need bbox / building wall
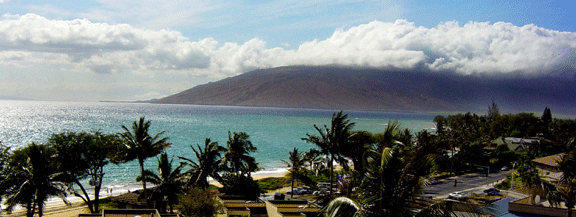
[509,200,574,217]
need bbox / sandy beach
[210,172,287,187]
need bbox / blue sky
[0,0,574,101]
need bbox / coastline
[0,168,289,216]
[209,168,289,187]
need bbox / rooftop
[532,153,565,167]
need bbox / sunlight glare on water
[0,100,437,186]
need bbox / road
[424,170,512,198]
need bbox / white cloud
[284,20,576,75]
[0,14,574,80]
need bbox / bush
[219,173,265,199]
[495,173,522,190]
[177,188,222,217]
[257,177,289,191]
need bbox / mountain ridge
[154,66,576,115]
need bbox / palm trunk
[26,200,34,217]
[139,159,149,208]
[329,154,334,197]
[37,198,43,217]
[291,172,295,199]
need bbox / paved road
[424,170,511,198]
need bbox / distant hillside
[154,66,576,114]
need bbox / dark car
[484,188,500,196]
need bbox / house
[109,191,147,209]
[532,153,564,173]
[498,153,574,216]
[490,137,537,152]
[532,153,565,183]
[78,209,180,217]
[265,200,322,217]
[217,195,268,217]
[508,196,574,217]
[216,195,322,217]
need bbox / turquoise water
[0,100,437,186]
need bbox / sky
[0,0,575,101]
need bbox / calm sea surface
[0,100,436,186]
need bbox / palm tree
[545,149,576,217]
[3,143,69,217]
[302,111,355,197]
[0,142,11,202]
[282,147,306,199]
[138,152,185,213]
[325,144,437,217]
[304,148,325,176]
[179,138,226,188]
[220,131,258,177]
[115,116,171,208]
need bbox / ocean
[0,100,437,187]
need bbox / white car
[448,191,467,200]
[312,191,324,195]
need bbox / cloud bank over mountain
[0,13,575,79]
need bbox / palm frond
[324,197,366,217]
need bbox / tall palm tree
[304,148,324,176]
[325,143,437,217]
[545,149,576,217]
[282,147,306,199]
[138,152,185,213]
[3,143,69,217]
[303,111,355,197]
[116,116,171,208]
[179,138,226,188]
[220,131,258,177]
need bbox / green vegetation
[1,103,576,216]
[48,131,121,213]
[283,147,306,199]
[322,120,439,216]
[177,187,222,217]
[257,177,288,191]
[4,143,69,217]
[114,116,171,208]
[302,110,355,197]
[138,152,185,213]
[179,138,226,189]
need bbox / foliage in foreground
[2,143,69,217]
[177,188,223,217]
[219,173,265,199]
[48,131,121,213]
[257,177,289,191]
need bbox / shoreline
[210,170,288,187]
[0,169,289,216]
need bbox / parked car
[484,188,500,196]
[501,166,509,171]
[312,191,324,196]
[448,191,467,200]
[286,189,304,195]
[295,187,310,194]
